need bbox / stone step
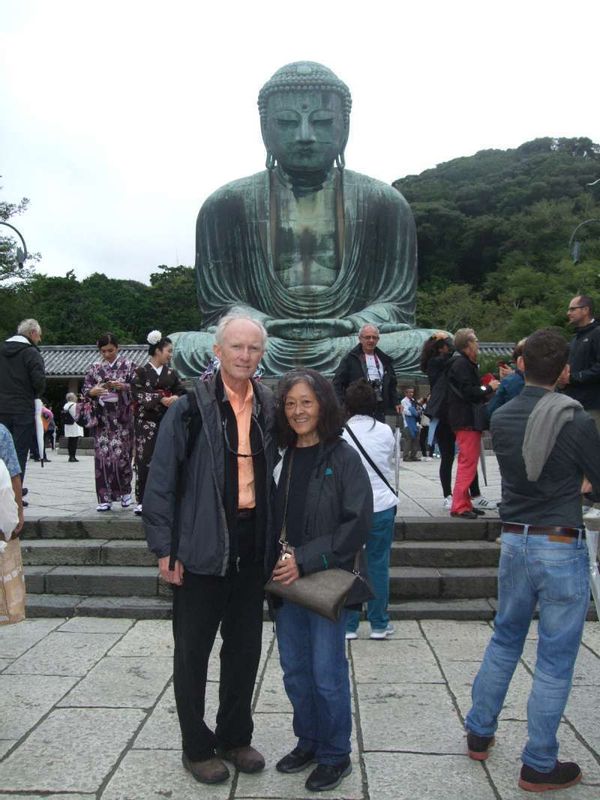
[25,565,158,597]
[390,540,500,568]
[388,566,498,600]
[21,539,154,567]
[21,516,501,543]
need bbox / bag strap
[279,449,295,545]
[344,424,398,497]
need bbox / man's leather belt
[502,522,585,539]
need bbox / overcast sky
[1,0,598,284]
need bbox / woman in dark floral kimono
[131,331,185,515]
[83,333,136,512]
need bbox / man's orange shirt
[222,377,255,509]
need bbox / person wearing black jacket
[143,313,276,786]
[446,329,498,519]
[0,318,45,479]
[268,369,372,793]
[332,325,401,422]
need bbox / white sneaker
[370,624,395,640]
[121,494,133,508]
[96,502,112,512]
[583,507,600,519]
[134,504,143,516]
[443,495,453,510]
[423,456,432,462]
[472,496,498,510]
[345,631,358,641]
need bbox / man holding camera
[333,325,401,422]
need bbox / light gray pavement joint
[1,618,599,799]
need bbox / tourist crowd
[1,296,600,793]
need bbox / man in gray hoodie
[0,318,45,479]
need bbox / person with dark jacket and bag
[421,333,490,511]
[143,312,276,786]
[447,329,498,519]
[0,319,45,482]
[268,369,372,793]
[332,325,401,422]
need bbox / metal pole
[0,221,28,266]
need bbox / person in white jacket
[62,393,84,462]
[342,379,397,640]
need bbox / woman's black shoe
[451,510,478,519]
[305,758,351,791]
[68,457,79,462]
[276,747,316,774]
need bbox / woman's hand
[108,381,126,391]
[160,395,179,407]
[88,384,108,398]
[271,553,300,586]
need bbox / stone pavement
[21,449,502,520]
[0,617,599,799]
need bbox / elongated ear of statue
[266,151,276,170]
[335,151,346,171]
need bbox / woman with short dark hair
[83,333,136,511]
[131,331,186,515]
[268,368,372,793]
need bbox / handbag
[343,424,398,497]
[264,450,370,622]
[0,539,26,625]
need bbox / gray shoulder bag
[264,449,370,622]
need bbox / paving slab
[363,752,496,800]
[521,638,600,687]
[109,619,173,658]
[0,674,77,739]
[350,638,443,684]
[0,741,16,759]
[58,655,173,708]
[420,619,494,661]
[3,631,121,676]
[102,748,230,800]
[0,618,65,659]
[442,659,532,721]
[358,683,465,754]
[0,795,95,799]
[57,616,135,634]
[0,707,145,793]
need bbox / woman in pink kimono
[83,333,136,511]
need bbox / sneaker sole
[307,762,352,792]
[468,737,495,761]
[518,772,581,792]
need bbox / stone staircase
[20,516,597,621]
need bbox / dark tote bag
[264,450,371,622]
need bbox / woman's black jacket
[446,352,492,431]
[268,437,373,606]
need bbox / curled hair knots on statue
[146,330,172,356]
[258,61,352,127]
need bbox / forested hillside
[394,137,600,339]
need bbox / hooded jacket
[0,336,46,415]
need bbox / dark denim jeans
[346,506,396,633]
[466,529,590,772]
[0,411,34,478]
[276,600,351,765]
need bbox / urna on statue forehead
[258,61,352,121]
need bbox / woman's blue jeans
[346,506,396,634]
[276,601,351,764]
[466,530,590,772]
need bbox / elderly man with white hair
[333,324,401,422]
[143,311,276,786]
[0,318,45,484]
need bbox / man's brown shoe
[182,752,230,784]
[218,745,265,773]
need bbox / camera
[369,378,383,402]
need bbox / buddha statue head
[258,61,352,174]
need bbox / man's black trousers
[172,553,265,762]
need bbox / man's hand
[581,478,593,495]
[158,555,184,585]
[498,365,514,379]
[271,554,300,586]
[395,404,403,415]
[13,507,24,537]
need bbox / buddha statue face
[262,90,348,174]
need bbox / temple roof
[39,342,516,379]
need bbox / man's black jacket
[332,344,398,410]
[0,336,46,415]
[565,319,600,410]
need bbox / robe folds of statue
[171,168,431,378]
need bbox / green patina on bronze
[171,61,436,377]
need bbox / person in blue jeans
[342,379,397,640]
[268,369,372,793]
[465,329,600,793]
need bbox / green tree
[0,178,37,284]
